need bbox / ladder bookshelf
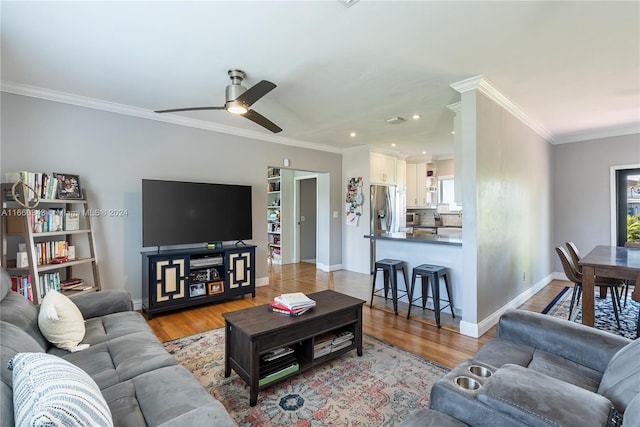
[1,182,101,303]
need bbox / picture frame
[208,281,224,295]
[189,283,207,297]
[54,173,83,199]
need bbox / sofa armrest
[477,364,614,427]
[496,309,630,372]
[69,290,133,319]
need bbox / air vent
[385,116,407,125]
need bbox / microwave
[406,212,419,225]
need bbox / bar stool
[407,264,455,328]
[370,259,409,315]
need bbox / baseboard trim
[459,274,554,338]
[316,263,343,272]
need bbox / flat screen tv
[142,179,252,248]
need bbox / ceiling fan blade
[155,106,225,113]
[244,109,282,133]
[235,80,277,108]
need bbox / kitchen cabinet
[370,152,397,185]
[406,163,428,208]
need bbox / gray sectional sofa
[403,309,640,427]
[0,268,235,426]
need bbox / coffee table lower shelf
[222,290,365,406]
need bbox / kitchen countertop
[365,232,462,246]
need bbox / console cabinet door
[150,255,189,307]
[227,250,253,289]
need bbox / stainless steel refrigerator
[370,184,400,272]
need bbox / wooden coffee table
[222,290,365,406]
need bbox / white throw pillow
[10,352,113,427]
[38,290,89,352]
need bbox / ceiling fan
[155,69,282,133]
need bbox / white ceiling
[1,1,638,161]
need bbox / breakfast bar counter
[365,232,463,317]
[366,231,462,246]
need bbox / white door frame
[293,173,320,264]
[610,163,640,245]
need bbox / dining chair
[621,241,640,307]
[632,271,640,339]
[565,241,624,305]
[555,246,622,328]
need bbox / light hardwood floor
[147,262,569,369]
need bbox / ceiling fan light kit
[155,69,282,133]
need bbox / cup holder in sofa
[468,364,492,378]
[454,376,481,391]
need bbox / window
[616,168,640,245]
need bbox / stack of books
[259,347,299,386]
[269,292,316,317]
[313,330,355,359]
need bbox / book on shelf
[10,275,32,301]
[313,330,354,359]
[5,171,60,201]
[258,362,299,387]
[60,278,85,290]
[38,271,61,296]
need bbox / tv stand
[141,245,256,319]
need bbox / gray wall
[552,133,640,269]
[0,93,343,300]
[469,92,553,322]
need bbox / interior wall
[0,93,343,301]
[474,91,553,321]
[341,147,371,274]
[552,133,640,269]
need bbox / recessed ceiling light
[451,131,455,135]
[412,114,421,120]
[350,131,357,137]
[422,151,427,155]
[391,143,397,147]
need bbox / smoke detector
[385,116,407,125]
[339,0,360,7]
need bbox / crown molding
[0,80,343,155]
[450,75,554,142]
[552,123,640,145]
[447,101,461,113]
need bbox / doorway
[614,166,640,245]
[297,177,317,263]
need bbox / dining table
[578,245,640,327]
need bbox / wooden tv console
[141,245,255,319]
[223,290,365,406]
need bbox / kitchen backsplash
[408,208,462,227]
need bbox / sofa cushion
[528,348,602,392]
[1,288,49,350]
[83,311,158,346]
[60,331,177,390]
[400,409,470,426]
[1,321,47,427]
[623,393,640,427]
[477,364,613,427]
[38,290,88,352]
[598,338,640,413]
[473,338,534,369]
[101,365,235,427]
[10,352,113,427]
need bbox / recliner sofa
[0,268,235,426]
[402,309,640,427]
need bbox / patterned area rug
[164,328,448,426]
[543,285,639,339]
